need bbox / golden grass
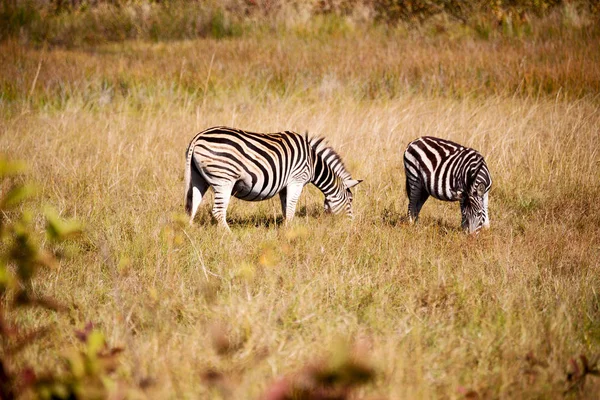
[1,26,600,398]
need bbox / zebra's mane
[307,135,352,181]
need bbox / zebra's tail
[403,151,411,199]
[184,141,196,216]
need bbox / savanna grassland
[1,1,600,398]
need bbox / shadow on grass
[229,205,326,228]
[191,205,325,229]
[381,209,462,234]
[428,218,463,234]
[227,214,285,228]
[381,208,409,226]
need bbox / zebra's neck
[308,137,351,196]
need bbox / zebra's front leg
[482,192,490,229]
[279,183,304,223]
[211,182,234,231]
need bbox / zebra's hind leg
[211,182,234,232]
[186,163,210,225]
[279,183,304,223]
[278,187,288,220]
[407,181,429,224]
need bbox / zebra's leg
[186,166,210,225]
[407,181,429,223]
[211,182,234,231]
[278,187,288,218]
[410,192,429,223]
[460,201,468,231]
[280,183,304,222]
[482,191,490,229]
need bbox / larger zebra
[184,126,362,230]
[403,136,492,234]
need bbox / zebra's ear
[344,179,362,189]
[476,183,486,197]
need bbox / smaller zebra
[403,136,492,234]
[184,126,362,231]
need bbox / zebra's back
[188,127,310,201]
[404,136,488,201]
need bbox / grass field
[2,8,600,399]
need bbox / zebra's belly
[426,185,458,202]
[426,184,461,202]
[232,180,282,202]
[431,194,456,202]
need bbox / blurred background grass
[1,0,599,114]
[1,0,599,46]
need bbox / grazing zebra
[403,136,492,234]
[184,126,362,230]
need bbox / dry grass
[2,13,600,106]
[1,23,600,399]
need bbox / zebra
[403,136,492,234]
[184,126,362,230]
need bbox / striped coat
[184,126,361,230]
[403,136,492,233]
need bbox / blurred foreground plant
[261,340,376,400]
[565,354,600,394]
[0,158,128,399]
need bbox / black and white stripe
[184,126,361,230]
[403,136,492,233]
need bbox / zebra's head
[452,158,492,234]
[308,135,362,219]
[456,181,490,234]
[324,178,362,218]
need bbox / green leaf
[44,207,83,241]
[1,184,36,209]
[86,330,106,356]
[0,262,13,293]
[49,382,70,399]
[0,158,27,177]
[67,350,86,379]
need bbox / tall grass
[2,16,600,114]
[1,8,600,399]
[3,86,599,398]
